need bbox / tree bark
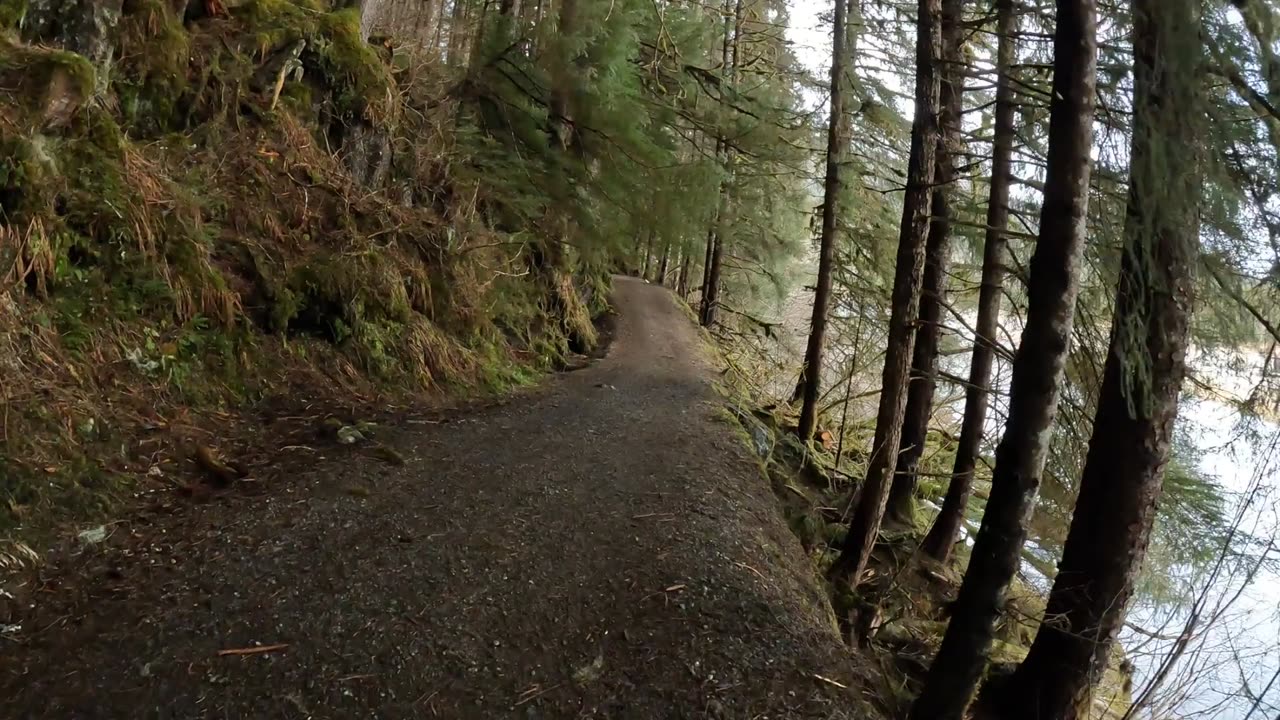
[699,217,717,308]
[677,245,692,298]
[885,0,964,523]
[1001,0,1200,716]
[466,0,495,76]
[920,0,1017,562]
[827,0,942,590]
[641,228,654,281]
[548,0,579,151]
[796,0,853,442]
[699,0,742,328]
[657,240,671,287]
[701,184,730,325]
[908,0,1097,716]
[446,0,468,67]
[424,0,443,46]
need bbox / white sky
[786,0,830,74]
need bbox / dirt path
[2,277,864,719]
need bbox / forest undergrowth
[704,317,1134,719]
[0,1,605,545]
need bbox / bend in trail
[2,277,864,719]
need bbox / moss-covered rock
[0,38,96,130]
[21,0,122,91]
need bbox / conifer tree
[909,0,1098,714]
[921,0,1017,562]
[796,0,854,442]
[829,0,943,592]
[885,0,965,525]
[1003,0,1202,715]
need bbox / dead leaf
[572,654,604,685]
[194,445,243,487]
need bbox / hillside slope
[1,0,605,537]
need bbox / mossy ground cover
[0,1,604,539]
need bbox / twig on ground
[814,673,848,689]
[216,643,289,657]
[734,561,767,581]
[515,683,561,706]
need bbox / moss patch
[115,0,192,134]
[0,37,96,131]
[0,0,27,29]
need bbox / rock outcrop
[21,0,123,92]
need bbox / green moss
[54,111,131,244]
[313,8,394,121]
[115,0,192,134]
[281,81,315,115]
[0,38,96,130]
[0,133,48,220]
[234,1,393,122]
[0,0,26,29]
[78,103,126,153]
[241,0,324,38]
[0,41,95,92]
[262,252,425,378]
[575,266,613,317]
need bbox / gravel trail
[1,276,862,719]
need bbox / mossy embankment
[0,1,607,538]
[705,334,1133,719]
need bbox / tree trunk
[446,0,468,67]
[699,0,742,328]
[432,0,450,54]
[425,0,443,46]
[465,0,495,69]
[641,229,654,281]
[920,0,1017,562]
[657,241,671,287]
[698,0,733,323]
[885,0,964,523]
[548,0,579,151]
[1001,1,1200,716]
[795,0,853,442]
[701,187,730,326]
[908,0,1098,716]
[678,246,692,298]
[827,0,942,590]
[699,219,718,314]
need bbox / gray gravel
[1,276,866,719]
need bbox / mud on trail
[1,277,866,719]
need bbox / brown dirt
[0,277,869,719]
